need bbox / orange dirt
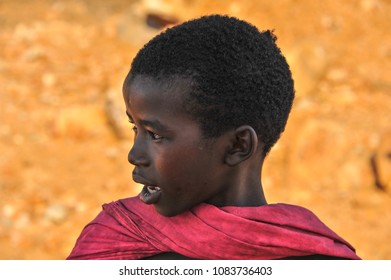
[0,0,390,259]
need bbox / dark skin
[123,75,339,260]
[123,75,267,217]
[122,75,267,259]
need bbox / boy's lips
[140,185,161,204]
[132,172,161,204]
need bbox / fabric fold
[67,196,360,260]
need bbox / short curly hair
[125,15,294,155]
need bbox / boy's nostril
[128,147,149,166]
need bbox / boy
[67,15,359,260]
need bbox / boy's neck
[207,161,267,208]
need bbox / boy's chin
[154,204,184,217]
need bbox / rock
[0,58,7,73]
[326,68,348,82]
[13,23,37,42]
[105,146,119,159]
[50,105,107,139]
[13,134,25,145]
[14,213,30,229]
[21,46,46,62]
[41,72,57,88]
[115,2,160,45]
[371,130,391,191]
[287,118,372,190]
[0,125,11,137]
[2,204,15,218]
[44,204,68,224]
[285,42,328,98]
[105,88,130,140]
[360,0,381,11]
[146,12,179,29]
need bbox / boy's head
[124,14,294,156]
[123,15,294,216]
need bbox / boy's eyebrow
[126,111,169,131]
[140,119,169,132]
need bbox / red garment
[67,197,360,260]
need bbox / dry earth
[0,0,390,259]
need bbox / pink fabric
[67,197,360,260]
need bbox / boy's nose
[128,140,149,166]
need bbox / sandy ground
[0,0,390,259]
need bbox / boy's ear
[224,125,259,166]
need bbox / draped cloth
[67,197,360,260]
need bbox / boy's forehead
[125,75,192,100]
[124,75,194,116]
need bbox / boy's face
[123,76,230,216]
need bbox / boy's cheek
[156,157,202,188]
[156,147,198,171]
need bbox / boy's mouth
[139,185,161,204]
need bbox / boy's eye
[149,131,163,141]
[128,119,162,141]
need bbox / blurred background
[0,0,390,259]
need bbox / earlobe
[225,125,259,166]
